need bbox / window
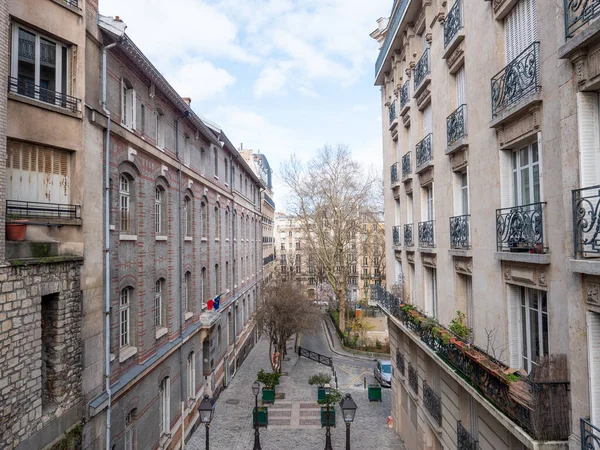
[214,205,221,240]
[201,267,207,307]
[11,25,70,107]
[296,265,301,274]
[155,279,163,328]
[184,272,191,313]
[289,231,292,237]
[296,242,301,250]
[224,159,229,184]
[159,377,170,437]
[214,148,219,177]
[140,104,146,134]
[504,0,537,64]
[587,312,600,426]
[156,109,165,150]
[517,287,548,372]
[424,185,434,221]
[184,196,192,237]
[124,410,135,450]
[577,93,600,190]
[217,324,222,351]
[461,171,469,215]
[201,199,208,238]
[121,78,136,129]
[187,352,196,402]
[512,142,540,206]
[120,175,131,232]
[295,254,301,265]
[425,267,438,318]
[200,148,206,173]
[155,187,164,235]
[120,288,131,348]
[456,65,466,107]
[226,261,230,290]
[215,264,220,295]
[225,208,230,240]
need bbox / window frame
[120,175,131,233]
[519,286,549,373]
[120,288,131,348]
[155,279,163,328]
[155,186,163,235]
[159,377,170,437]
[187,352,196,402]
[511,141,541,207]
[184,196,192,238]
[183,271,191,313]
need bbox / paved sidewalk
[187,336,406,450]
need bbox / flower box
[317,386,326,401]
[253,407,268,427]
[262,388,275,404]
[320,407,336,427]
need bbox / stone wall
[0,259,83,449]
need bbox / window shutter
[577,92,600,188]
[131,90,137,130]
[504,0,537,63]
[588,312,600,426]
[456,66,466,106]
[507,284,522,368]
[424,104,432,135]
[499,150,512,208]
[120,79,125,125]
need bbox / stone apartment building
[0,1,263,449]
[373,0,600,449]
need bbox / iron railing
[393,225,401,247]
[391,162,399,185]
[414,48,430,89]
[390,100,397,123]
[565,0,600,39]
[423,380,442,426]
[491,42,540,118]
[447,104,467,146]
[375,0,411,77]
[581,417,600,450]
[402,152,412,178]
[450,215,470,249]
[298,346,332,367]
[264,193,275,209]
[444,0,462,48]
[404,223,414,247]
[408,362,418,395]
[572,184,600,256]
[496,202,546,253]
[418,220,435,248]
[457,421,478,450]
[416,134,433,168]
[396,349,405,376]
[62,0,80,8]
[400,81,410,109]
[6,200,81,220]
[8,77,80,113]
[263,254,275,266]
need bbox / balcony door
[504,0,538,63]
[512,142,540,207]
[588,312,600,426]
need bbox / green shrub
[449,311,472,341]
[257,369,280,389]
[308,373,332,387]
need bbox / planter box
[368,384,382,402]
[253,407,268,427]
[317,387,326,401]
[321,407,336,428]
[262,388,275,404]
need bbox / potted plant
[253,406,269,427]
[6,218,27,241]
[318,388,342,427]
[308,373,332,401]
[257,369,280,404]
[368,382,382,402]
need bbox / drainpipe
[232,155,239,370]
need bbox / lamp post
[252,381,262,450]
[339,393,357,450]
[323,383,333,450]
[198,395,214,450]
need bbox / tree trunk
[338,287,346,331]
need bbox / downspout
[231,155,238,371]
[101,40,119,450]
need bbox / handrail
[298,346,333,367]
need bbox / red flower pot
[6,221,27,241]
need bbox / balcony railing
[457,421,478,450]
[496,202,546,253]
[400,81,410,109]
[447,104,467,146]
[423,380,442,426]
[404,223,414,247]
[389,100,397,123]
[396,349,405,376]
[414,48,430,89]
[444,0,462,48]
[402,152,412,178]
[264,193,275,209]
[8,77,80,113]
[418,220,435,248]
[6,200,81,220]
[408,362,418,395]
[450,215,470,249]
[565,0,600,39]
[62,0,80,8]
[393,225,401,247]
[416,134,433,168]
[375,0,411,77]
[491,42,540,118]
[572,184,600,256]
[391,162,399,185]
[581,417,600,449]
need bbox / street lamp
[323,383,333,450]
[252,380,262,450]
[198,395,214,450]
[339,393,358,450]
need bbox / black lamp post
[252,380,262,450]
[323,383,333,450]
[339,393,357,450]
[198,395,214,450]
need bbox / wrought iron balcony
[404,223,414,247]
[447,104,467,146]
[6,200,81,220]
[444,0,462,48]
[8,76,80,113]
[572,184,600,256]
[391,162,399,185]
[400,81,410,109]
[396,349,405,376]
[416,134,433,168]
[408,362,418,395]
[496,202,546,253]
[393,225,401,247]
[389,100,397,123]
[414,48,430,90]
[423,380,442,427]
[581,417,600,449]
[450,215,470,249]
[375,0,411,77]
[402,152,412,178]
[457,421,478,450]
[565,0,600,39]
[491,42,540,118]
[418,220,435,248]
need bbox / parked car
[374,359,392,387]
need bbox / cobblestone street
[187,317,406,450]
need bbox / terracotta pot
[449,337,457,344]
[6,222,26,241]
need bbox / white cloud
[254,63,291,98]
[168,58,236,102]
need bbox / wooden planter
[368,384,382,402]
[6,221,27,241]
[320,407,336,428]
[262,388,275,404]
[253,407,268,427]
[317,387,326,401]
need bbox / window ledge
[215,238,220,242]
[155,327,168,340]
[568,258,600,275]
[156,235,168,241]
[119,346,137,363]
[449,249,472,258]
[8,92,82,119]
[110,353,116,362]
[120,234,138,241]
[51,0,83,15]
[201,237,208,242]
[184,311,193,321]
[494,251,550,264]
[109,224,116,231]
[184,237,193,242]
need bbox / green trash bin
[368,384,382,402]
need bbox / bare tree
[255,277,318,373]
[282,145,378,331]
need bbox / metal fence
[416,134,433,168]
[496,202,546,253]
[450,215,470,249]
[9,76,80,113]
[6,200,81,220]
[444,0,462,48]
[447,104,466,146]
[414,48,430,89]
[572,184,600,256]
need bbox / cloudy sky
[100,0,391,209]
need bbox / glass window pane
[533,163,540,203]
[520,147,529,166]
[17,29,36,97]
[61,46,67,95]
[39,38,56,103]
[521,167,530,205]
[532,143,538,162]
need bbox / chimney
[183,97,192,106]
[115,15,121,21]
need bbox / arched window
[155,279,164,328]
[155,186,164,235]
[184,196,192,238]
[215,263,220,295]
[124,409,136,450]
[159,377,170,436]
[201,199,208,238]
[187,352,195,402]
[201,267,207,308]
[120,175,132,233]
[225,261,230,290]
[225,208,230,240]
[120,288,131,348]
[184,271,191,313]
